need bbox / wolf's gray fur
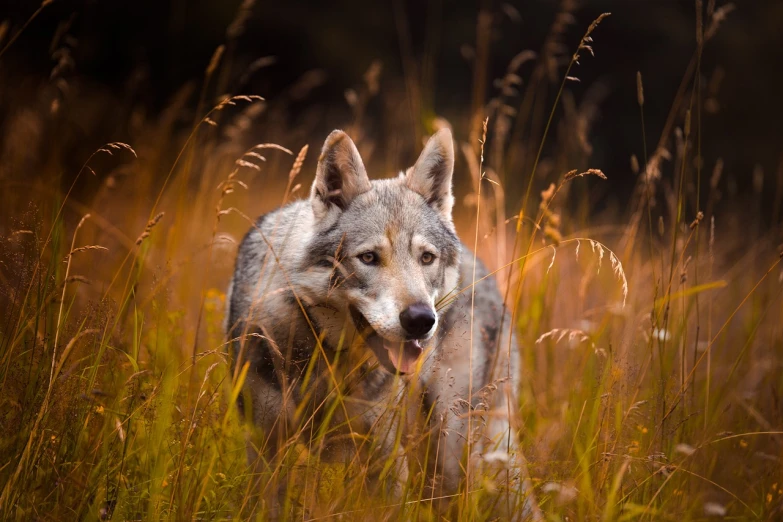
[226,129,539,519]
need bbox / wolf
[226,128,540,519]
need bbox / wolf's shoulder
[239,200,309,243]
[236,200,311,253]
[456,246,496,291]
[453,245,507,320]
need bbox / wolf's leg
[418,344,541,519]
[339,390,409,503]
[416,389,538,519]
[230,319,297,519]
[417,396,540,520]
[410,386,469,514]
[476,388,542,522]
[241,372,292,521]
[372,402,410,500]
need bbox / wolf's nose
[400,303,436,338]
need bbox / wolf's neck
[306,302,354,351]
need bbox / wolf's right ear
[310,130,371,219]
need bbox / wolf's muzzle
[399,303,436,338]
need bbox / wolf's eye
[420,252,435,265]
[359,252,378,265]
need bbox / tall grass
[1,1,782,520]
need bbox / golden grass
[1,2,782,520]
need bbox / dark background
[2,0,782,220]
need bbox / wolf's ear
[405,128,455,221]
[311,130,371,219]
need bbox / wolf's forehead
[340,184,458,250]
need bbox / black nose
[399,303,436,338]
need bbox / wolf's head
[303,129,460,375]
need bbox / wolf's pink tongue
[384,340,423,374]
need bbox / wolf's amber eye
[420,252,435,265]
[359,252,378,265]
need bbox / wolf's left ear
[405,128,455,221]
[311,130,371,219]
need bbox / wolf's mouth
[348,306,425,375]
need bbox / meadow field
[1,1,782,520]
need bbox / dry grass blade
[206,44,225,76]
[579,238,629,307]
[66,245,108,258]
[536,328,595,348]
[465,117,489,511]
[637,71,645,106]
[546,245,556,274]
[563,168,607,182]
[52,214,92,388]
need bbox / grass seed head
[690,211,704,229]
[636,71,644,106]
[564,168,607,182]
[631,154,640,174]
